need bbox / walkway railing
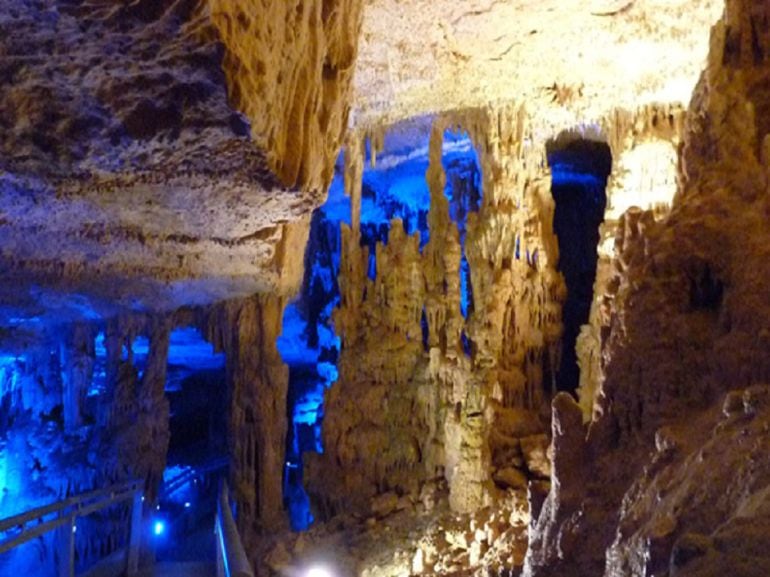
[161,456,229,499]
[215,481,253,577]
[0,479,144,577]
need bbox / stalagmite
[307,105,564,517]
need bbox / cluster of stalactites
[422,122,464,356]
[315,106,566,514]
[461,105,565,408]
[330,108,567,401]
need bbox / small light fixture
[184,502,191,508]
[153,521,165,536]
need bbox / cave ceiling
[352,0,723,131]
[0,0,722,344]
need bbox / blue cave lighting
[165,327,225,392]
[90,327,225,396]
[153,520,165,536]
[278,125,482,532]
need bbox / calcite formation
[0,0,362,334]
[204,0,363,191]
[307,104,563,518]
[201,294,291,538]
[526,1,770,575]
[6,0,770,576]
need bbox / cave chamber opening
[546,137,612,395]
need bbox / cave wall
[576,103,685,418]
[526,2,770,575]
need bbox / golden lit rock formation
[306,105,564,529]
[525,2,770,575]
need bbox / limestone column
[223,295,290,535]
[60,323,95,431]
[136,321,171,504]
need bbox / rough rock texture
[525,2,770,575]
[352,0,722,132]
[260,490,529,577]
[577,103,685,418]
[307,105,561,519]
[0,0,362,335]
[201,294,290,542]
[4,1,765,575]
[204,0,363,191]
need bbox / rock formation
[577,103,685,418]
[202,295,291,538]
[0,0,362,334]
[6,0,770,576]
[307,105,564,521]
[526,2,770,575]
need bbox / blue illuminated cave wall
[547,138,612,393]
[0,324,226,572]
[277,127,482,531]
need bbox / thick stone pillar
[217,295,290,535]
[136,321,171,504]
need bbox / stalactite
[308,105,563,517]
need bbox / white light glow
[305,566,334,577]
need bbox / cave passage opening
[92,327,227,563]
[277,123,482,530]
[546,137,611,394]
[154,326,226,563]
[0,325,228,573]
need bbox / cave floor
[260,490,529,576]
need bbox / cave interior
[2,1,770,577]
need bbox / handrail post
[57,513,75,577]
[126,487,143,576]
